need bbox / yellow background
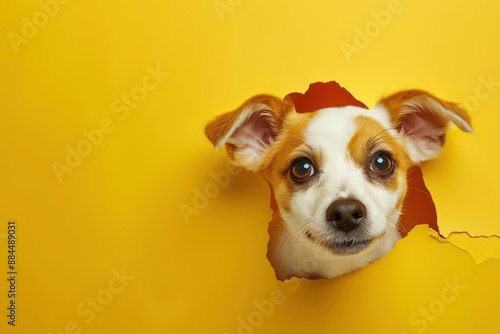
[1,0,499,333]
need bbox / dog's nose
[326,199,366,232]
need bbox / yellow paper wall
[1,0,499,333]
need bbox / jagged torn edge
[427,228,500,264]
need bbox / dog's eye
[370,153,394,174]
[290,159,315,182]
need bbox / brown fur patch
[204,94,293,149]
[377,89,472,133]
[260,111,318,213]
[348,116,411,192]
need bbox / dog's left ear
[205,94,293,172]
[377,90,473,163]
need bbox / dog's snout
[326,199,366,232]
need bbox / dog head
[205,90,472,278]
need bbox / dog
[205,88,472,280]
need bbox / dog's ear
[377,90,473,163]
[205,94,293,171]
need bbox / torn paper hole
[267,81,441,280]
[205,80,472,281]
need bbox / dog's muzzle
[305,198,377,255]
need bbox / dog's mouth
[326,238,373,255]
[305,231,379,255]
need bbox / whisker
[278,219,311,255]
[291,224,311,261]
[405,186,434,199]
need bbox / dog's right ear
[205,94,292,172]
